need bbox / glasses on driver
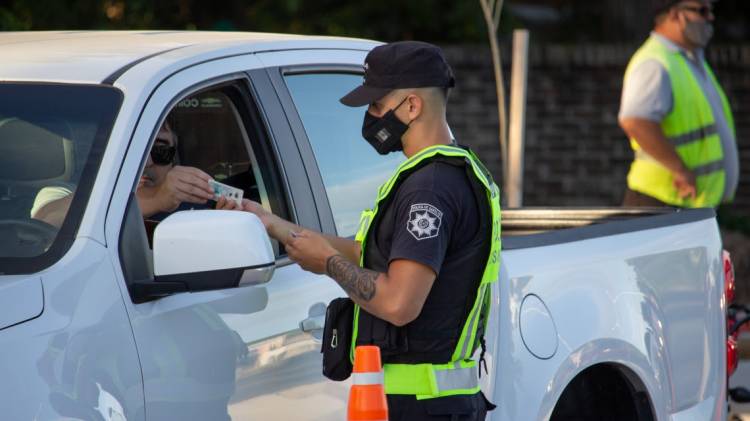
[150,143,176,166]
[678,4,713,18]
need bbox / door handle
[299,314,325,332]
[300,302,327,340]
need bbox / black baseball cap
[652,0,682,16]
[340,41,456,107]
[652,0,715,16]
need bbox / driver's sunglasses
[678,4,713,18]
[150,143,176,166]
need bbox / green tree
[0,0,489,42]
[1,0,747,43]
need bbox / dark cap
[340,41,456,107]
[652,0,682,16]
[652,0,716,16]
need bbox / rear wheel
[550,364,654,421]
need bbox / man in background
[619,0,737,207]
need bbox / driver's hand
[155,166,214,213]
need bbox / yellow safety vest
[351,144,502,400]
[625,37,736,207]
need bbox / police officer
[243,41,500,420]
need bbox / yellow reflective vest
[352,144,501,400]
[625,37,736,207]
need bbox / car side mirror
[151,210,275,294]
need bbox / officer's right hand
[241,199,273,229]
[673,168,697,200]
[154,166,214,212]
[286,229,337,275]
[215,196,240,210]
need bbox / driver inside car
[31,119,238,228]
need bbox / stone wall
[444,43,750,213]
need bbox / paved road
[730,360,750,420]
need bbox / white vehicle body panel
[493,218,726,420]
[0,274,43,330]
[0,31,727,421]
[0,31,369,83]
[0,239,143,420]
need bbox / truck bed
[501,207,716,249]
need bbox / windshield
[0,83,122,275]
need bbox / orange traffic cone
[348,345,388,421]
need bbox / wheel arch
[537,338,669,421]
[548,362,656,421]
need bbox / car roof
[0,31,374,84]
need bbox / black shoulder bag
[321,297,354,381]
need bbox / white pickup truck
[0,31,734,421]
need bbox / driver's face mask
[361,96,412,155]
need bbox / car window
[120,80,292,288]
[284,73,403,237]
[169,89,266,205]
[0,83,121,274]
[133,82,286,252]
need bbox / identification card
[208,179,243,206]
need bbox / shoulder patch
[407,203,443,240]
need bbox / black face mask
[361,97,410,155]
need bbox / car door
[106,52,350,420]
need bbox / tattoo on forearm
[326,254,377,302]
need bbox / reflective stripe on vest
[350,144,502,399]
[634,150,724,176]
[383,360,480,400]
[625,37,735,208]
[667,123,718,146]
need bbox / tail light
[728,336,739,379]
[725,250,738,378]
[725,250,736,305]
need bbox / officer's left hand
[215,196,239,210]
[286,229,338,275]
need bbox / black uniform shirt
[364,159,489,364]
[367,161,485,280]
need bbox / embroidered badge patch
[407,203,443,240]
